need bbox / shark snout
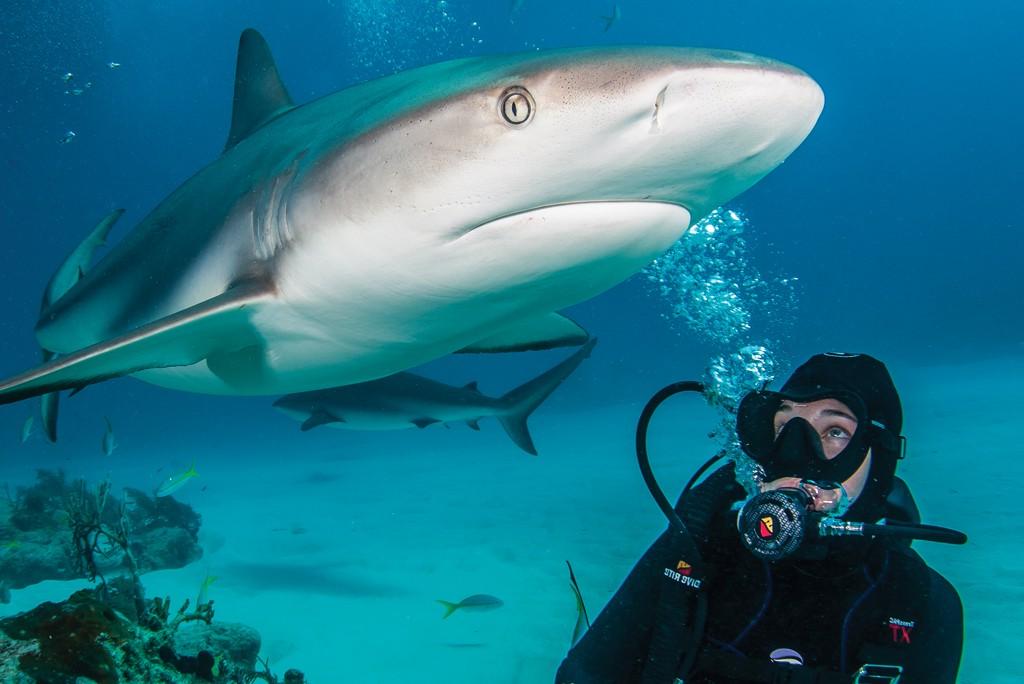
[640,58,824,216]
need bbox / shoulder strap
[640,466,743,683]
[852,546,930,668]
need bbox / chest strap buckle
[853,663,902,683]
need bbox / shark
[273,338,596,455]
[0,29,823,411]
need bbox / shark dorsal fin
[225,29,294,151]
[463,381,479,392]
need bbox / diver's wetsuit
[555,466,962,684]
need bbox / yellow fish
[156,462,199,498]
[197,572,218,606]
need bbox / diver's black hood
[736,352,903,523]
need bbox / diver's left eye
[499,86,535,126]
[825,427,851,441]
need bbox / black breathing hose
[635,380,706,541]
[861,522,967,545]
[635,381,711,684]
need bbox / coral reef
[0,474,305,683]
[0,581,303,683]
[0,470,202,590]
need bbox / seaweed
[63,476,146,619]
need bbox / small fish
[600,3,621,32]
[197,572,218,605]
[65,88,85,96]
[58,130,76,145]
[566,560,590,646]
[20,415,34,443]
[61,72,74,82]
[156,462,199,497]
[102,417,117,455]
[108,62,121,69]
[211,653,223,678]
[436,594,504,619]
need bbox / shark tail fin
[0,281,274,406]
[436,600,460,619]
[496,337,597,455]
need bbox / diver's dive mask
[736,391,871,485]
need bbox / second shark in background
[274,338,596,455]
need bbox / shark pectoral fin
[456,313,589,353]
[411,417,440,429]
[0,281,274,406]
[300,410,342,432]
[225,29,295,151]
[207,344,271,392]
[466,419,481,431]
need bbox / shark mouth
[452,200,690,243]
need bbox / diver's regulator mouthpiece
[737,487,968,561]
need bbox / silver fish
[102,417,117,455]
[20,415,34,443]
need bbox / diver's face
[763,398,870,512]
[773,398,858,459]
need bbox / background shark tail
[496,337,597,455]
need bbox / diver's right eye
[498,86,535,127]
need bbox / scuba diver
[556,352,964,683]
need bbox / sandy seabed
[2,355,1018,683]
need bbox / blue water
[1,1,1019,682]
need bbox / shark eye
[499,86,535,126]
